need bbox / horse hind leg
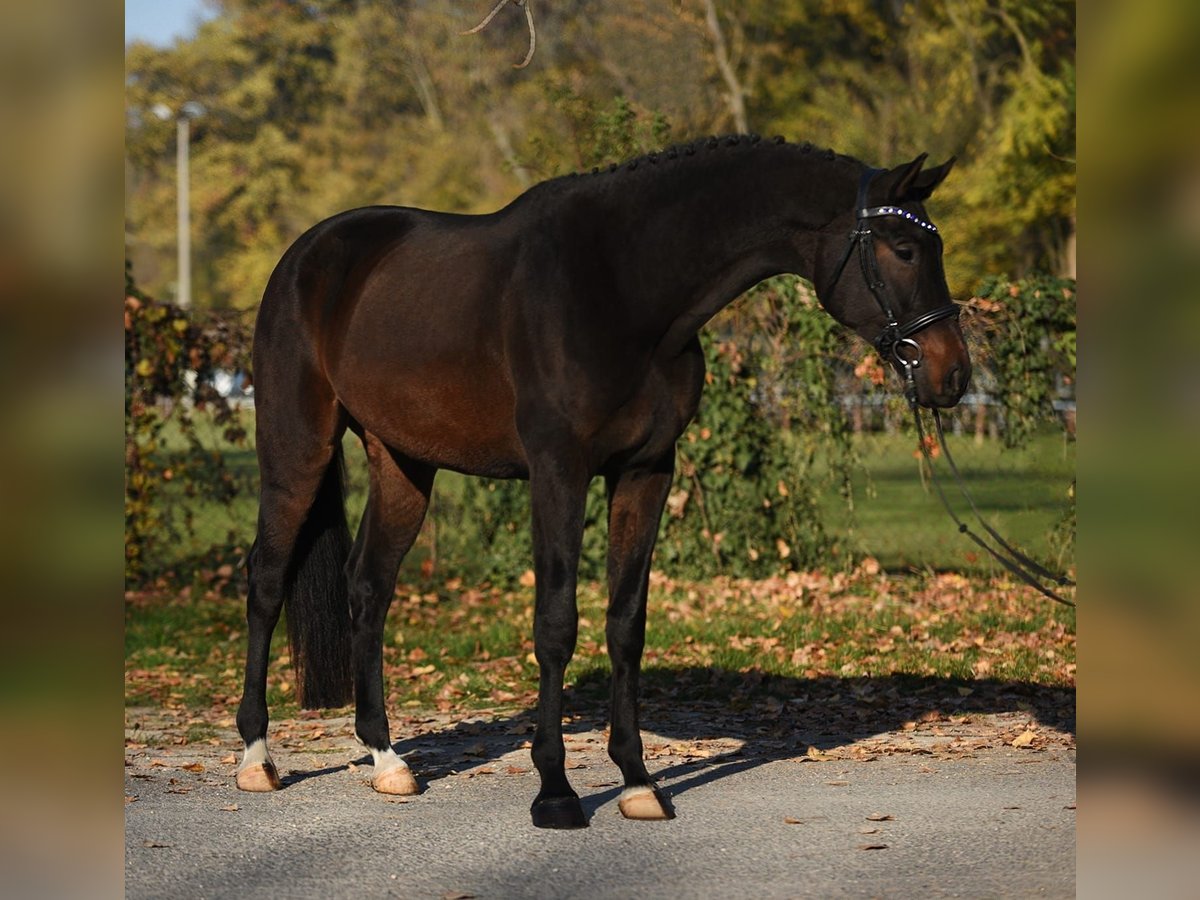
[236,380,349,791]
[236,445,347,791]
[346,435,435,795]
[605,456,676,821]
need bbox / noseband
[829,168,959,382]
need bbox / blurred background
[123,0,1076,306]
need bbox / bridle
[829,167,959,403]
[828,169,1075,607]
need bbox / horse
[235,135,971,829]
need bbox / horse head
[817,154,971,409]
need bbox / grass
[129,413,1074,717]
[822,430,1075,573]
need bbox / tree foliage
[124,262,254,582]
[125,0,1075,307]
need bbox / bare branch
[701,0,749,133]
[461,0,511,36]
[461,0,538,70]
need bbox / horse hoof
[236,761,282,792]
[618,786,674,821]
[372,765,419,796]
[531,795,588,829]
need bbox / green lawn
[821,430,1075,575]
[141,410,1074,581]
[129,417,1074,717]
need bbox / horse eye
[895,245,915,263]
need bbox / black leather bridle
[829,167,959,387]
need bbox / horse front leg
[604,455,676,820]
[526,445,590,829]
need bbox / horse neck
[602,145,861,349]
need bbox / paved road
[126,713,1075,899]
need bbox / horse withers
[235,136,971,828]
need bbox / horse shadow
[351,667,1074,817]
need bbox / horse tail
[285,442,354,709]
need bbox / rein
[835,168,1076,607]
[906,384,1076,607]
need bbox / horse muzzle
[893,327,971,409]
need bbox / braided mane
[560,134,852,182]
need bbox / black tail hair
[285,444,353,708]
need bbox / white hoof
[368,747,419,795]
[618,785,673,820]
[236,761,282,792]
[236,740,282,792]
[372,765,419,795]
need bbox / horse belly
[339,372,526,477]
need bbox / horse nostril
[944,364,965,398]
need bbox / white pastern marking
[239,738,271,771]
[619,785,657,802]
[370,747,410,775]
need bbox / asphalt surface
[125,713,1075,898]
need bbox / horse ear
[884,153,956,202]
[884,153,929,202]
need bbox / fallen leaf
[858,843,889,851]
[505,766,529,775]
[1011,730,1037,748]
[142,840,171,848]
[858,827,879,835]
[443,892,476,900]
[221,754,237,765]
[865,813,894,822]
[220,804,239,812]
[181,762,205,773]
[125,795,139,806]
[784,816,803,824]
[824,780,849,786]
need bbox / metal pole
[177,116,191,309]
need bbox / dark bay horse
[235,136,971,828]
